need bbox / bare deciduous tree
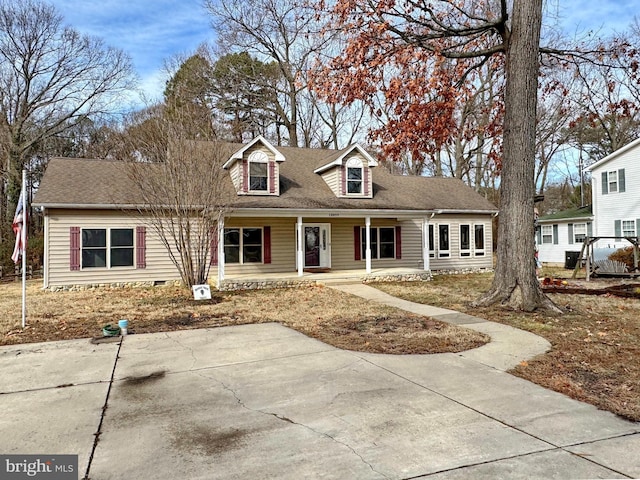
[0,0,135,248]
[120,104,232,288]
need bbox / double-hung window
[607,170,618,193]
[541,225,553,244]
[82,228,134,268]
[360,227,395,259]
[345,157,363,194]
[622,220,636,237]
[573,223,587,244]
[474,224,485,256]
[438,224,450,258]
[459,225,471,257]
[224,227,263,264]
[602,169,626,194]
[248,151,269,192]
[428,224,435,258]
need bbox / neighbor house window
[438,224,450,258]
[81,228,133,268]
[248,150,269,191]
[361,227,395,259]
[224,227,263,264]
[573,223,587,244]
[474,224,485,256]
[608,170,618,193]
[622,220,636,237]
[602,169,625,194]
[541,225,553,244]
[460,225,471,257]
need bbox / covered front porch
[212,267,432,291]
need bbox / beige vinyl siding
[229,162,241,191]
[222,217,296,276]
[329,218,423,270]
[428,215,493,270]
[46,209,180,287]
[320,168,340,196]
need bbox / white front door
[304,224,331,268]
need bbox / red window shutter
[354,226,361,261]
[264,226,271,264]
[268,161,276,194]
[341,165,346,195]
[136,226,146,269]
[364,167,369,196]
[210,227,218,266]
[395,226,402,259]
[70,226,80,271]
[242,159,248,192]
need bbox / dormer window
[346,158,363,194]
[249,151,269,192]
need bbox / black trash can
[565,251,580,269]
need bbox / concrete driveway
[1,322,639,480]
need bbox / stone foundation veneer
[47,269,492,292]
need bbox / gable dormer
[314,144,377,199]
[223,136,285,196]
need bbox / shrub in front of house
[608,247,636,270]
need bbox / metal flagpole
[21,169,27,329]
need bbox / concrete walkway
[329,283,551,372]
[0,287,638,479]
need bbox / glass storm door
[303,224,331,268]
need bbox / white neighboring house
[585,138,640,249]
[536,205,593,266]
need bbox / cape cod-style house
[34,136,497,290]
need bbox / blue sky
[53,0,637,107]
[54,0,213,105]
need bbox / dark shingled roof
[34,143,497,213]
[538,205,593,222]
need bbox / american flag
[11,187,27,264]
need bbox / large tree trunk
[473,0,560,312]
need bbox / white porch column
[297,216,304,276]
[423,217,430,271]
[365,216,372,274]
[217,216,225,284]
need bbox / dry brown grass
[372,269,640,422]
[0,280,487,355]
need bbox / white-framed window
[438,224,450,258]
[224,227,263,264]
[602,169,625,195]
[459,224,471,257]
[541,225,553,244]
[81,228,134,268]
[573,223,587,243]
[248,151,269,191]
[428,224,435,258]
[346,157,363,194]
[361,226,395,259]
[622,220,636,237]
[607,170,618,193]
[474,224,485,256]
